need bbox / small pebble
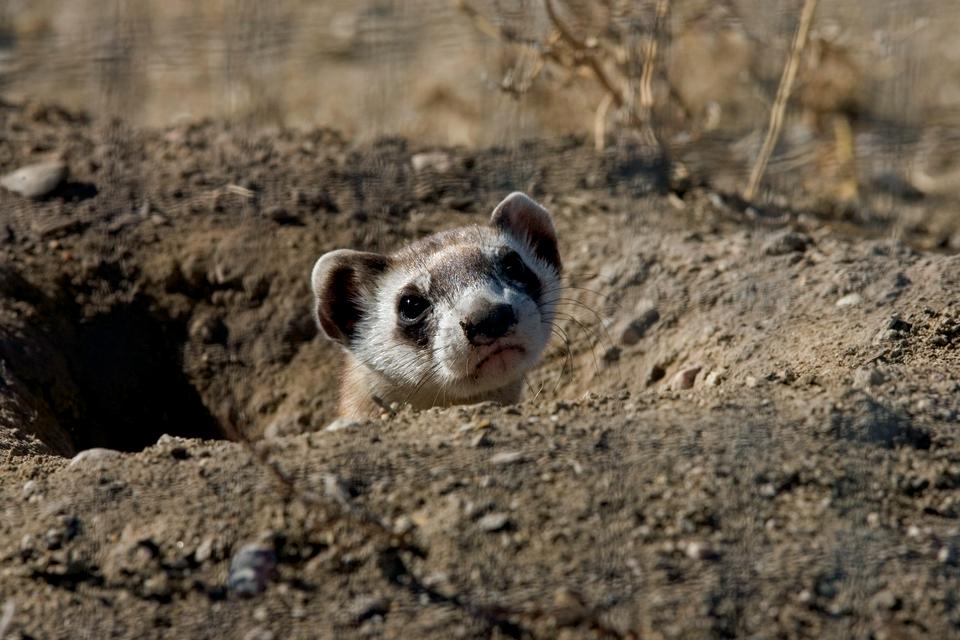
[683,540,715,560]
[870,590,900,611]
[669,365,701,390]
[348,595,389,624]
[873,328,903,345]
[477,512,511,532]
[938,546,957,565]
[325,417,361,432]
[836,293,863,308]
[194,537,216,564]
[323,474,352,505]
[0,160,67,198]
[490,451,525,465]
[411,151,452,173]
[887,315,912,332]
[21,480,40,499]
[763,230,811,256]
[228,543,277,597]
[618,306,660,346]
[646,364,666,385]
[705,370,723,387]
[471,432,492,448]
[744,375,759,388]
[68,448,122,469]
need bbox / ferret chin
[311,192,562,418]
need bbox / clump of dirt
[0,101,959,639]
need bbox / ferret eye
[398,294,430,322]
[501,250,542,299]
[502,251,529,280]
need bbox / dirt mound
[1,102,959,638]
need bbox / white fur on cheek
[351,269,432,392]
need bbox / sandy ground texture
[0,101,959,639]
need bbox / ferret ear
[311,249,388,346]
[490,192,561,273]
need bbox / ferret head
[311,192,561,405]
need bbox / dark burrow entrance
[0,285,229,455]
[57,301,224,452]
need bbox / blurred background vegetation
[1,0,959,240]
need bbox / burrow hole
[53,299,223,452]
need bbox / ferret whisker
[543,293,619,320]
[524,374,546,404]
[549,306,618,357]
[556,312,605,379]
[542,283,616,301]
[547,324,575,392]
[402,360,445,411]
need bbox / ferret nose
[460,303,517,345]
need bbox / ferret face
[312,192,562,407]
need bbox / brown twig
[460,0,678,160]
[543,0,627,111]
[743,0,819,201]
[594,92,614,151]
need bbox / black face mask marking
[498,249,542,302]
[394,288,433,348]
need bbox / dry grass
[743,0,820,201]
[458,0,675,154]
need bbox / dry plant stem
[543,0,628,111]
[639,0,670,114]
[744,0,819,201]
[637,0,671,146]
[594,93,614,151]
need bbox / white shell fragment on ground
[0,161,67,198]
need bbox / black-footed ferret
[311,192,562,417]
